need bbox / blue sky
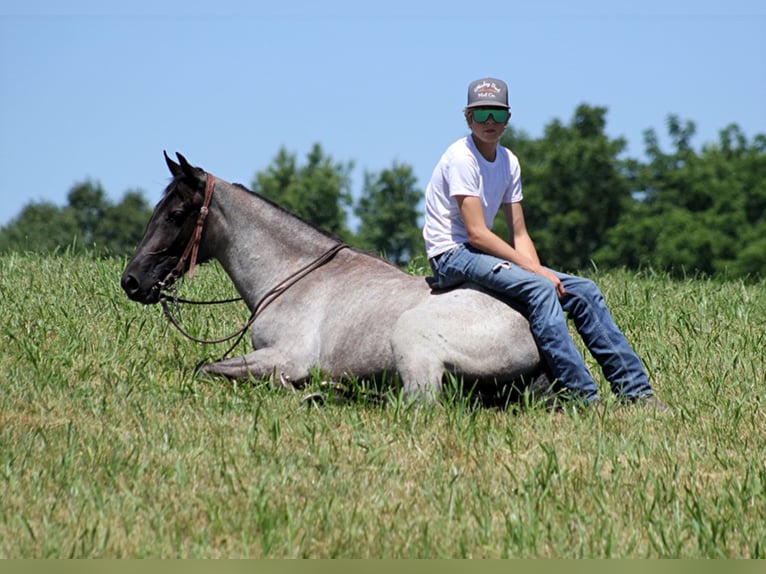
[1,0,764,227]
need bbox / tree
[67,181,107,245]
[501,104,631,271]
[251,143,354,241]
[93,191,155,255]
[0,180,153,256]
[354,163,424,265]
[595,118,766,278]
[0,201,80,254]
[731,221,766,278]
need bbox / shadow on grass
[285,368,566,415]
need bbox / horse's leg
[200,347,308,384]
[394,354,445,405]
[390,317,446,405]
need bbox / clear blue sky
[1,0,764,227]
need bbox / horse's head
[121,152,210,304]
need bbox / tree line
[1,104,764,279]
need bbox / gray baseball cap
[466,77,510,109]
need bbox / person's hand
[540,268,566,299]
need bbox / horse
[121,152,550,405]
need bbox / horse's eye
[167,209,186,224]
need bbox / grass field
[1,253,764,558]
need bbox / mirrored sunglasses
[471,108,510,124]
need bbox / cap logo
[473,80,502,101]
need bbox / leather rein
[158,172,348,358]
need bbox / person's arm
[503,201,565,297]
[456,195,564,297]
[503,201,539,265]
[457,195,535,268]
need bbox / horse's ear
[176,153,198,179]
[164,150,182,178]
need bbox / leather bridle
[159,171,215,291]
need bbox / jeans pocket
[432,244,466,289]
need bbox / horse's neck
[209,181,339,308]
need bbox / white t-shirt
[422,135,523,259]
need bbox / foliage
[501,105,631,272]
[594,119,766,278]
[0,181,153,257]
[0,201,81,254]
[2,109,764,279]
[1,253,765,557]
[250,143,354,242]
[353,163,424,265]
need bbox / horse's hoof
[194,361,215,377]
[278,372,297,392]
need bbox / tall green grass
[1,253,764,557]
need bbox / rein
[157,171,348,358]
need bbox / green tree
[93,191,155,254]
[0,181,153,256]
[67,181,107,245]
[731,221,766,278]
[501,104,631,271]
[0,202,80,253]
[354,163,423,265]
[595,118,766,278]
[251,143,354,241]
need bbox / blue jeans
[430,243,653,402]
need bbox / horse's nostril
[121,273,139,295]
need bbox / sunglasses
[471,108,511,124]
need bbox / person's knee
[526,276,559,303]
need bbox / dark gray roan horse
[121,153,548,404]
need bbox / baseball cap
[466,77,510,109]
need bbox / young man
[422,77,665,409]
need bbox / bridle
[157,171,348,358]
[159,171,216,292]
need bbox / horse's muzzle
[121,271,161,304]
